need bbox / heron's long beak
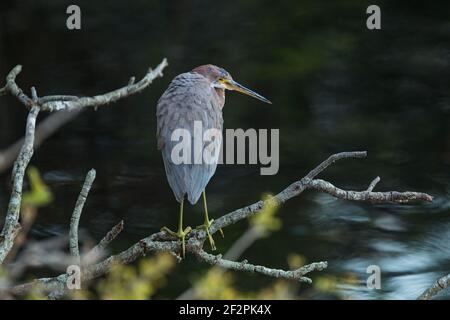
[225,80,272,104]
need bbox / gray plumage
[156,71,224,205]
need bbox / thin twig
[307,179,433,203]
[40,59,168,112]
[69,169,96,265]
[1,65,34,107]
[366,176,381,192]
[305,151,367,180]
[0,106,40,264]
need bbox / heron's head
[192,64,271,104]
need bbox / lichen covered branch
[0,106,40,264]
[307,179,433,203]
[194,249,327,284]
[69,169,96,265]
[40,59,168,112]
[0,59,168,112]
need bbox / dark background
[0,0,449,299]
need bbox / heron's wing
[156,72,223,204]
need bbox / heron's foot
[196,219,224,250]
[160,226,192,258]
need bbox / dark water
[1,1,449,299]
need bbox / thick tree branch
[417,273,450,300]
[69,169,96,265]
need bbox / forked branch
[0,60,168,265]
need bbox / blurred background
[0,0,449,299]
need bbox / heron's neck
[214,88,225,109]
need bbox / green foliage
[22,167,53,208]
[249,193,282,236]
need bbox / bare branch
[38,95,78,104]
[305,151,367,180]
[69,169,96,265]
[30,87,38,102]
[195,249,327,284]
[418,273,450,300]
[206,152,432,236]
[40,59,168,112]
[0,65,34,107]
[1,59,168,112]
[307,179,433,203]
[0,106,40,264]
[366,176,381,192]
[178,226,264,300]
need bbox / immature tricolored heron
[156,65,271,256]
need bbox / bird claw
[160,226,192,258]
[196,219,218,251]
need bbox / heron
[156,64,271,257]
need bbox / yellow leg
[161,199,191,258]
[197,190,224,251]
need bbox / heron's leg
[202,191,224,238]
[197,190,224,251]
[161,199,191,258]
